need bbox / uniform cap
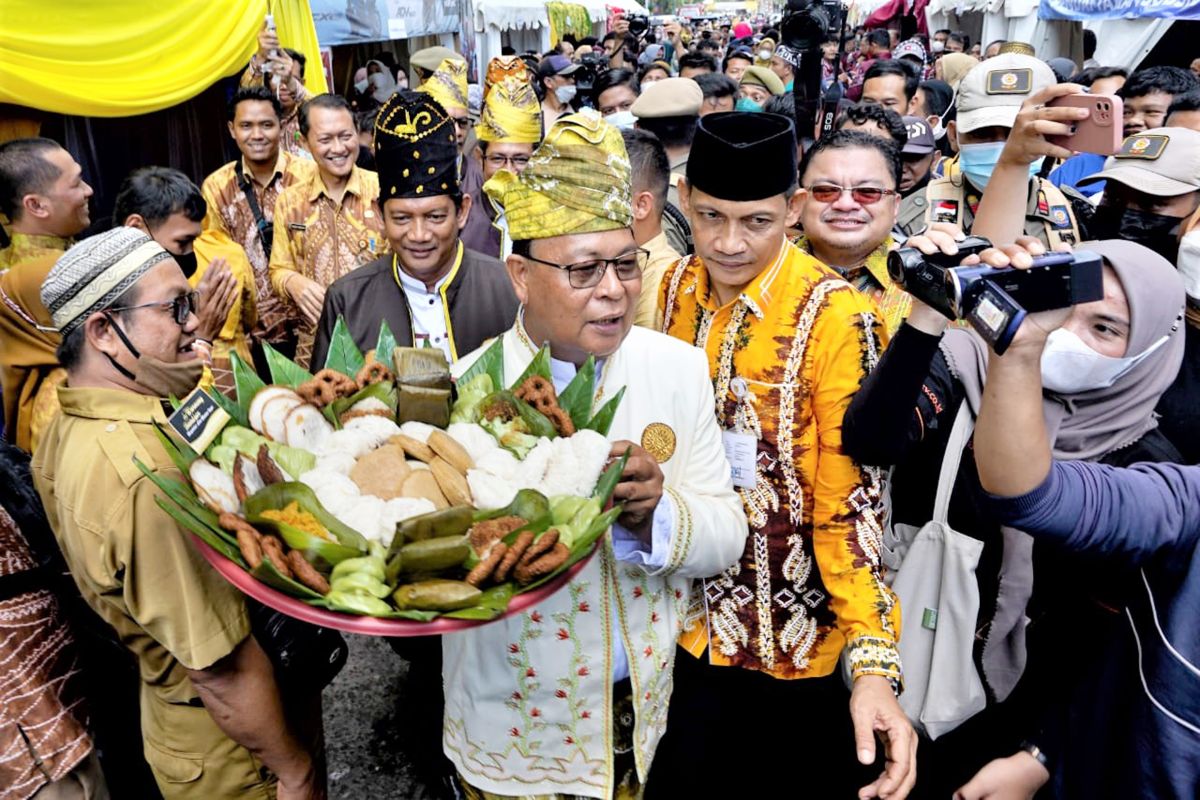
[1079,128,1200,196]
[411,46,463,73]
[956,53,1056,133]
[739,65,785,96]
[631,77,703,119]
[901,116,936,155]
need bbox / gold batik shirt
[268,166,387,367]
[661,240,902,683]
[794,234,911,335]
[201,151,311,345]
[0,232,69,274]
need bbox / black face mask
[1094,205,1182,264]
[172,249,198,278]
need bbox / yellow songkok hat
[476,56,542,145]
[418,57,469,114]
[484,109,631,241]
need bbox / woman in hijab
[365,59,397,104]
[842,239,1186,799]
[937,51,979,92]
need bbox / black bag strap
[663,200,693,254]
[235,160,274,262]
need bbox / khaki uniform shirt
[635,230,681,330]
[268,166,388,367]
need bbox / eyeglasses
[806,184,897,205]
[450,116,470,129]
[521,249,649,289]
[485,154,531,169]
[109,290,199,325]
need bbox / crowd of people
[1,12,1199,800]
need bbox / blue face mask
[958,141,1043,191]
[735,97,764,113]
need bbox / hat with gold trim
[476,56,542,144]
[374,90,460,200]
[418,57,469,114]
[956,53,1055,133]
[1080,127,1200,196]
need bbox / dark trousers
[645,646,879,798]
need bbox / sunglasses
[109,290,199,325]
[522,249,649,289]
[806,184,897,205]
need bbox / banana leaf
[443,583,514,619]
[510,343,552,391]
[306,596,440,621]
[556,355,596,432]
[252,556,325,600]
[153,496,246,565]
[152,421,198,474]
[472,488,550,524]
[264,342,314,388]
[137,459,238,546]
[231,351,266,410]
[456,336,504,391]
[396,385,451,427]
[207,386,249,429]
[244,482,368,552]
[374,320,398,366]
[393,347,452,389]
[247,515,363,569]
[323,316,366,379]
[592,448,630,505]
[585,386,626,437]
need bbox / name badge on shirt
[722,430,757,489]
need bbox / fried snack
[466,542,507,587]
[356,360,393,389]
[428,430,474,473]
[402,470,449,509]
[517,529,560,570]
[287,549,331,595]
[260,535,293,578]
[297,369,358,407]
[515,375,576,436]
[515,541,569,585]
[430,457,472,506]
[256,444,286,485]
[350,445,412,500]
[495,530,534,583]
[220,512,264,568]
[467,516,528,556]
[390,433,436,463]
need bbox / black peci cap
[687,112,797,201]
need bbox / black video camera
[626,14,649,38]
[574,51,610,107]
[780,0,846,51]
[887,236,1104,354]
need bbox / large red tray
[192,536,596,636]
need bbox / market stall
[471,0,650,73]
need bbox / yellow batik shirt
[268,166,387,367]
[0,232,69,274]
[660,239,902,683]
[201,151,312,345]
[794,234,910,336]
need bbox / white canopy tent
[472,0,650,74]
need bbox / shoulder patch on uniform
[932,198,960,223]
[987,68,1032,95]
[1049,205,1072,229]
[1118,134,1168,160]
[96,420,159,489]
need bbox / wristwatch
[1019,740,1049,770]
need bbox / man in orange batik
[646,111,917,800]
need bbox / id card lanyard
[722,377,757,489]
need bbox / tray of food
[138,318,627,635]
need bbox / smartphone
[1046,94,1124,155]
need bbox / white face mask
[758,49,772,61]
[930,40,945,54]
[1040,327,1167,395]
[355,79,369,93]
[1178,229,1200,301]
[554,85,577,104]
[604,110,637,129]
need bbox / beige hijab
[938,53,979,92]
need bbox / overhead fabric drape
[0,0,326,118]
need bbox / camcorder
[887,236,1104,354]
[574,51,610,108]
[780,0,846,51]
[781,0,849,139]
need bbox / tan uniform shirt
[635,230,681,330]
[268,166,387,367]
[31,387,268,798]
